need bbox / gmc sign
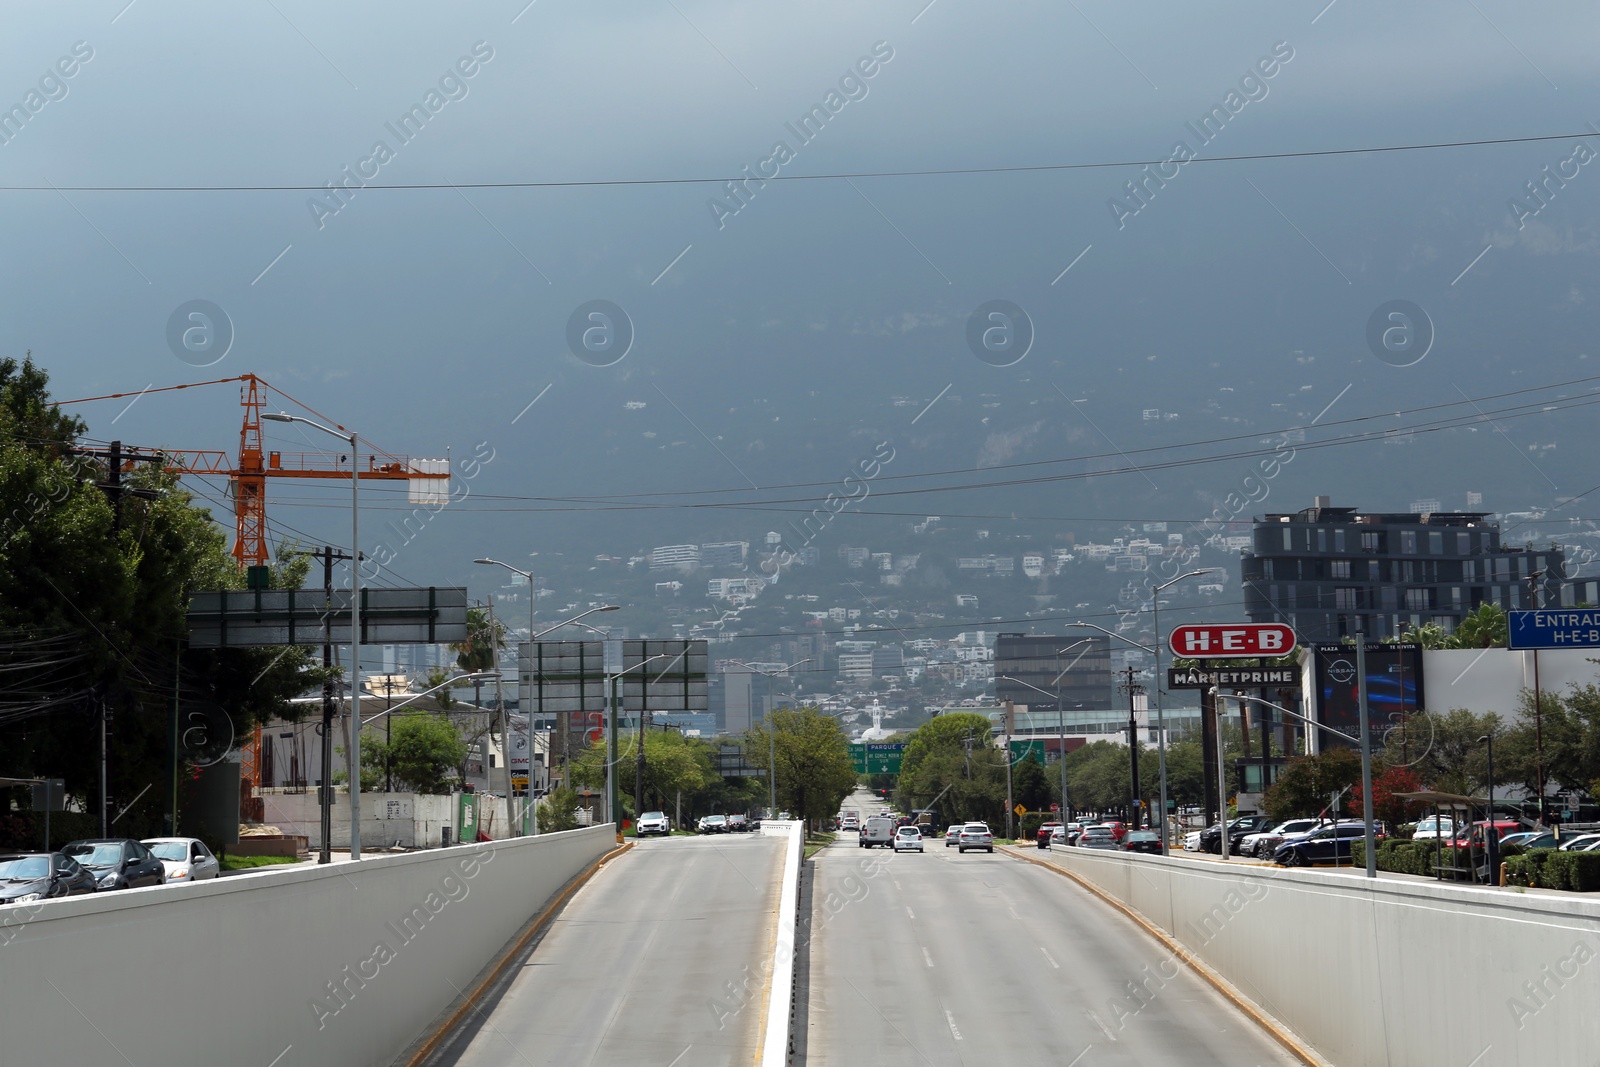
[1168,623,1296,659]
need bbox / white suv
[892,826,925,852]
[636,811,671,837]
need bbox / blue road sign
[1508,610,1600,650]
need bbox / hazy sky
[4,2,1598,595]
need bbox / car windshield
[64,842,122,866]
[0,856,50,880]
[145,841,190,862]
[641,812,664,821]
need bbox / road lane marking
[1066,1046,1092,1067]
[1088,1009,1118,1042]
[922,946,935,969]
[1040,946,1060,969]
[665,1045,694,1067]
[944,1009,963,1041]
[906,906,915,920]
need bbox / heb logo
[1169,623,1296,659]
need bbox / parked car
[696,815,728,834]
[944,824,965,847]
[956,824,994,854]
[635,812,671,837]
[1121,830,1162,854]
[61,839,165,891]
[860,816,897,849]
[1499,831,1558,852]
[0,852,97,903]
[140,837,220,883]
[1240,819,1322,858]
[1272,823,1373,867]
[1558,833,1600,852]
[1448,820,1523,851]
[1411,815,1457,842]
[1078,826,1119,850]
[892,826,925,853]
[1183,829,1204,851]
[1200,815,1278,855]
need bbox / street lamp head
[472,557,497,565]
[596,604,621,612]
[1478,734,1492,744]
[261,411,294,423]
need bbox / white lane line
[1040,946,1060,969]
[906,906,915,920]
[922,946,935,969]
[944,1008,963,1040]
[893,880,902,890]
[1066,1046,1092,1067]
[1088,1009,1118,1042]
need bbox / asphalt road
[420,832,783,1067]
[804,836,1303,1067]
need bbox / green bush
[1539,851,1600,892]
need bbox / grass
[804,830,836,859]
[220,854,301,872]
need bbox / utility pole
[311,546,352,863]
[1120,667,1143,829]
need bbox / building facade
[1241,496,1568,641]
[993,633,1114,714]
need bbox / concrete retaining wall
[0,825,614,1067]
[260,791,466,849]
[1053,849,1600,1067]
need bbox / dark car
[1272,823,1373,867]
[1121,830,1163,855]
[0,852,97,903]
[61,839,166,891]
[1200,815,1277,855]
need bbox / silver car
[1078,826,1119,850]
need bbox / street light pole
[732,660,810,817]
[1211,688,1374,876]
[1480,732,1497,879]
[1149,569,1217,853]
[263,411,363,860]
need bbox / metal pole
[169,643,180,836]
[319,546,336,863]
[528,580,537,835]
[608,673,619,828]
[349,430,362,862]
[634,698,647,827]
[1153,593,1168,852]
[1529,570,1546,825]
[1355,632,1376,879]
[1215,689,1229,860]
[1056,668,1069,826]
[1004,699,1015,840]
[1485,733,1496,878]
[100,691,108,837]
[769,713,777,815]
[1126,672,1141,829]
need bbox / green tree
[745,706,857,827]
[1013,753,1052,814]
[1377,708,1503,795]
[0,358,327,846]
[536,785,584,833]
[1263,748,1362,821]
[360,713,467,794]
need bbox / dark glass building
[1241,497,1568,642]
[994,633,1113,713]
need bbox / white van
[859,815,896,848]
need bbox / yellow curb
[406,840,634,1067]
[1000,845,1327,1067]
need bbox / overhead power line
[4,132,1595,194]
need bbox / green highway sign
[851,742,905,775]
[1008,739,1046,763]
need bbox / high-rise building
[1241,496,1568,641]
[994,633,1113,713]
[699,541,749,568]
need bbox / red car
[1099,821,1128,842]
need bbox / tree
[745,706,856,827]
[0,357,327,847]
[360,714,467,794]
[1349,765,1425,826]
[536,785,583,833]
[1013,753,1052,814]
[1263,748,1362,821]
[1377,708,1502,795]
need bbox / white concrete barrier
[759,820,803,1067]
[0,825,614,1067]
[1048,849,1600,1066]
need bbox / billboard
[1311,643,1424,750]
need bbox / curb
[1000,845,1329,1067]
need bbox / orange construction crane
[60,373,450,570]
